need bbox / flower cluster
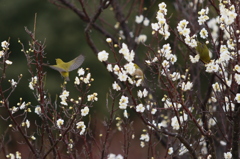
[59,90,70,106]
[0,40,13,65]
[81,106,89,116]
[34,106,41,115]
[198,7,209,25]
[1,40,10,50]
[119,95,128,110]
[171,113,188,130]
[29,76,38,90]
[56,118,64,129]
[21,119,30,128]
[135,15,149,26]
[146,43,179,82]
[162,96,182,109]
[112,81,121,91]
[135,34,147,44]
[10,79,17,87]
[75,68,92,85]
[139,132,149,148]
[6,151,21,159]
[11,98,31,115]
[76,121,86,135]
[137,89,148,98]
[107,153,123,159]
[87,92,98,102]
[151,2,170,40]
[179,143,189,156]
[219,3,237,26]
[177,20,197,48]
[181,81,193,91]
[98,42,144,86]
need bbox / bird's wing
[68,55,85,71]
[49,65,66,72]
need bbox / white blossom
[25,119,30,128]
[205,61,219,73]
[200,28,208,39]
[136,103,145,113]
[123,50,135,62]
[83,73,91,84]
[140,133,149,142]
[189,54,200,63]
[74,77,80,85]
[212,82,222,92]
[118,72,128,82]
[181,81,193,91]
[106,38,112,43]
[107,64,113,72]
[1,40,9,49]
[168,147,173,155]
[19,101,26,110]
[235,93,240,103]
[10,79,17,87]
[143,18,150,26]
[151,23,159,31]
[158,120,168,128]
[219,45,232,64]
[5,60,12,65]
[224,152,232,159]
[107,153,123,159]
[0,51,4,58]
[234,74,240,85]
[87,93,98,102]
[198,8,209,25]
[171,116,180,130]
[112,81,121,91]
[179,143,189,156]
[76,121,86,135]
[56,119,64,129]
[123,110,128,118]
[135,15,144,24]
[119,95,128,109]
[234,65,240,73]
[151,108,157,115]
[11,106,19,114]
[119,43,129,55]
[59,90,69,105]
[78,68,85,76]
[81,107,89,116]
[135,34,147,44]
[29,76,37,90]
[35,106,41,115]
[98,50,109,62]
[124,62,136,75]
[177,19,189,35]
[219,4,237,25]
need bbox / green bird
[196,41,211,64]
[49,54,85,81]
[132,63,144,80]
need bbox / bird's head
[55,58,64,64]
[134,63,140,69]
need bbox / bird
[132,63,144,80]
[195,41,211,64]
[49,54,85,81]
